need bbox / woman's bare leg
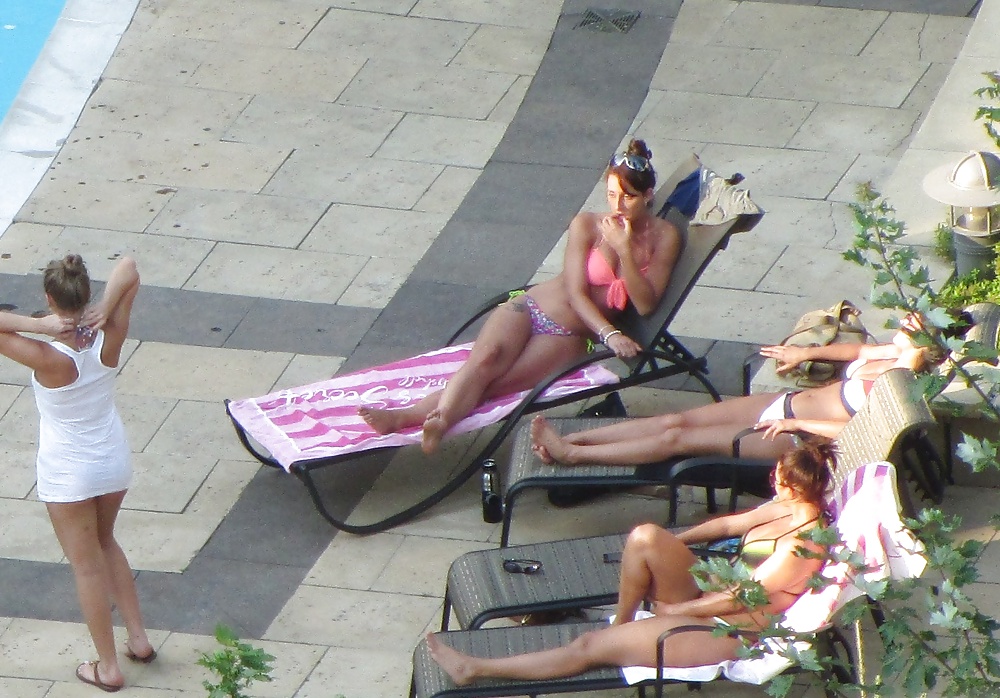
[94,491,154,660]
[427,614,742,685]
[614,523,701,624]
[532,393,782,465]
[46,498,126,688]
[359,391,442,435]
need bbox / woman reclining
[360,139,682,453]
[530,312,969,465]
[428,441,834,684]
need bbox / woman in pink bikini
[529,312,969,465]
[360,139,682,453]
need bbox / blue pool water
[0,0,67,120]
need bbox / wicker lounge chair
[412,460,925,698]
[444,368,938,630]
[497,367,942,547]
[225,155,763,534]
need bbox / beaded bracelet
[603,329,623,343]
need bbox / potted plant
[198,625,275,698]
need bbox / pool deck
[0,0,998,696]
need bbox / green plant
[936,262,1000,312]
[197,625,275,698]
[718,184,1000,698]
[933,222,956,263]
[973,71,1000,149]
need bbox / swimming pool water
[0,0,67,120]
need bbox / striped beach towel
[228,342,619,470]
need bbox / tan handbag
[778,300,873,388]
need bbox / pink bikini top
[586,247,648,311]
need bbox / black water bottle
[481,459,503,524]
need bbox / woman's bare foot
[530,416,570,464]
[426,633,476,686]
[421,409,449,454]
[359,406,413,435]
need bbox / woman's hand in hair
[80,303,108,332]
[38,313,75,339]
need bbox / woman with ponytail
[428,442,835,685]
[0,255,153,692]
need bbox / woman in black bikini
[427,442,834,684]
[530,312,968,466]
[359,139,682,453]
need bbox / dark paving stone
[411,220,568,289]
[199,466,338,567]
[0,560,81,621]
[130,284,252,348]
[135,558,307,637]
[363,279,503,350]
[225,298,379,357]
[0,273,54,316]
[449,162,596,231]
[816,0,978,14]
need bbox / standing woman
[360,139,683,453]
[0,255,154,692]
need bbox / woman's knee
[625,523,669,556]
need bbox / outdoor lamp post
[923,150,1000,278]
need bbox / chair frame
[225,155,762,534]
[497,367,945,546]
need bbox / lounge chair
[411,460,926,698]
[496,367,944,546]
[443,367,938,630]
[224,155,763,534]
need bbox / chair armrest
[742,352,764,396]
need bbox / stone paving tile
[41,227,214,290]
[296,646,412,698]
[753,51,929,108]
[636,91,816,148]
[185,243,366,304]
[141,399,260,462]
[0,500,65,562]
[264,585,441,649]
[452,24,552,74]
[16,179,174,234]
[711,2,887,54]
[410,0,563,28]
[650,43,778,96]
[151,0,329,48]
[263,150,444,209]
[338,61,518,119]
[75,80,251,139]
[699,143,858,200]
[787,103,921,156]
[147,190,327,248]
[376,114,509,169]
[303,205,449,261]
[188,44,366,103]
[117,343,291,402]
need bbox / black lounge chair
[225,155,763,534]
[496,367,943,546]
[412,459,925,698]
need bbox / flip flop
[125,645,157,664]
[76,661,123,693]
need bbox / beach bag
[778,300,873,388]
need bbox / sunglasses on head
[502,558,542,574]
[609,152,652,172]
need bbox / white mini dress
[32,331,132,502]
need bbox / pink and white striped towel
[228,342,619,470]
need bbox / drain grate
[575,8,641,33]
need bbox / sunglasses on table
[502,558,542,574]
[609,152,652,172]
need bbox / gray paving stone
[819,0,978,15]
[411,220,567,288]
[225,298,379,357]
[0,561,80,622]
[128,284,253,348]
